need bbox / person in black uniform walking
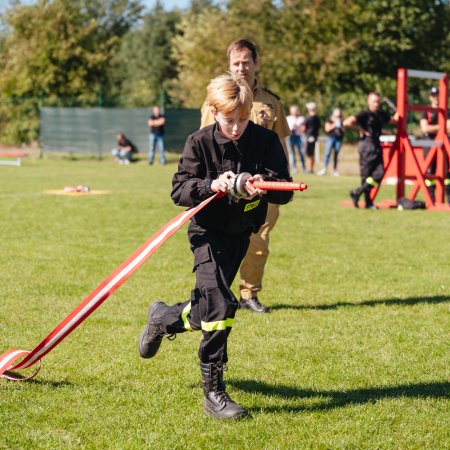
[419,87,450,204]
[138,74,292,420]
[344,92,398,209]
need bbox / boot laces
[215,389,232,406]
[151,323,175,342]
[216,361,228,372]
[213,361,229,404]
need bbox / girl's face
[213,108,250,141]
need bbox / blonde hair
[206,74,253,117]
[331,108,342,119]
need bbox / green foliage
[109,2,182,107]
[0,157,449,448]
[0,0,141,142]
[169,0,449,116]
[170,2,230,108]
[0,97,40,145]
[0,0,449,143]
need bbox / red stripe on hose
[1,193,222,380]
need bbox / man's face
[367,94,380,112]
[228,48,258,88]
[213,108,250,141]
[430,94,438,107]
[153,106,160,115]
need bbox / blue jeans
[288,135,305,169]
[148,133,166,164]
[323,137,342,169]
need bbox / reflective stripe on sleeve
[201,318,234,332]
[181,302,193,331]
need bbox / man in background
[148,105,166,165]
[201,39,291,313]
[344,92,398,209]
[111,132,138,165]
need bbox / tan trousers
[239,203,280,299]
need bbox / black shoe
[138,301,172,359]
[349,190,360,208]
[201,362,247,420]
[240,297,268,313]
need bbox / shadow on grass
[269,295,450,311]
[27,379,73,388]
[2,375,73,388]
[229,379,450,413]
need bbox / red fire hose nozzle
[230,172,308,198]
[251,179,308,191]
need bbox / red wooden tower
[374,68,450,210]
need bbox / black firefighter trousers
[359,139,385,185]
[353,139,385,205]
[160,223,251,364]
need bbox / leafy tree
[1,0,449,144]
[0,0,141,143]
[170,2,230,108]
[329,0,450,117]
[109,1,181,106]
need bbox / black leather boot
[364,190,378,209]
[138,301,174,359]
[200,362,247,420]
[240,297,268,313]
[350,182,372,209]
[349,189,360,208]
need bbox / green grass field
[1,154,449,449]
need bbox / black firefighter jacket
[171,121,293,236]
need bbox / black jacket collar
[213,121,252,150]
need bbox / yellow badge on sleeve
[244,199,260,212]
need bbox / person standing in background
[304,102,321,174]
[318,108,345,176]
[148,105,166,165]
[286,105,306,174]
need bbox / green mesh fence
[39,107,201,155]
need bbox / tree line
[0,0,449,144]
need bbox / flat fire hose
[1,178,307,381]
[0,193,222,380]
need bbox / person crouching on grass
[138,73,293,420]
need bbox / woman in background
[318,108,344,176]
